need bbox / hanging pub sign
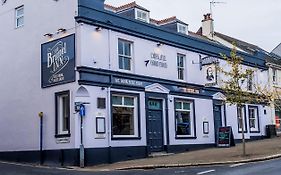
[41,34,75,88]
[204,64,217,87]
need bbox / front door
[214,104,222,142]
[147,99,164,152]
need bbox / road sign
[79,104,85,117]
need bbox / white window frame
[118,39,133,71]
[272,68,277,84]
[112,94,139,138]
[248,106,259,133]
[177,53,186,80]
[55,91,70,136]
[15,6,24,28]
[135,8,149,23]
[175,100,195,138]
[177,23,187,34]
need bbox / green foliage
[218,47,255,105]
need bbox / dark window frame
[237,105,247,133]
[174,98,197,139]
[110,91,141,140]
[248,105,260,133]
[55,90,71,138]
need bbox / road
[1,158,281,175]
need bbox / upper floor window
[177,23,188,34]
[15,6,24,28]
[273,68,277,84]
[247,73,253,91]
[135,9,149,23]
[118,39,133,71]
[177,54,186,80]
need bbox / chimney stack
[201,13,214,39]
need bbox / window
[247,73,253,91]
[55,91,70,136]
[112,94,139,138]
[15,6,24,28]
[177,54,186,80]
[118,39,133,71]
[177,23,188,34]
[135,9,149,23]
[273,68,277,84]
[248,106,259,133]
[237,105,247,133]
[175,100,195,138]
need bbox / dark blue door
[214,104,222,142]
[147,99,164,152]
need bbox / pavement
[81,136,281,171]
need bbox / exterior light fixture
[95,26,102,31]
[157,42,163,47]
[57,28,67,33]
[43,33,53,37]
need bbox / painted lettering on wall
[114,78,144,87]
[41,34,75,88]
[145,53,168,68]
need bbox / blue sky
[105,0,281,52]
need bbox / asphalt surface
[1,158,281,175]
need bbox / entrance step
[149,152,174,158]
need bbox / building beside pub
[0,0,276,166]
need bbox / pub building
[0,0,273,166]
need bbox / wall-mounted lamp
[95,26,102,32]
[43,33,53,38]
[57,28,67,34]
[157,42,163,47]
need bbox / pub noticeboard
[41,34,75,88]
[217,126,234,148]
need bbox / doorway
[147,99,164,152]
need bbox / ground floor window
[175,99,195,138]
[237,105,247,133]
[275,105,281,132]
[111,93,139,138]
[55,91,70,137]
[248,106,260,132]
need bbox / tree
[217,46,281,156]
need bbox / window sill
[111,136,141,140]
[249,130,260,133]
[55,133,71,138]
[175,136,197,140]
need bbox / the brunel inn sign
[41,34,75,88]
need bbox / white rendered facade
[0,0,274,165]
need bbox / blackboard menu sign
[217,126,233,147]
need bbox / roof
[214,32,268,55]
[77,1,267,69]
[104,1,149,13]
[272,43,281,57]
[196,27,269,57]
